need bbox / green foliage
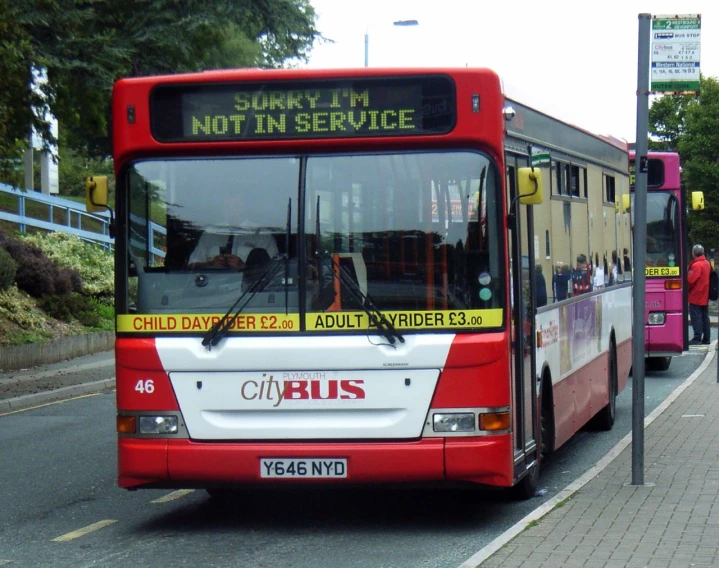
[648,75,719,253]
[648,94,690,151]
[0,232,80,297]
[0,0,322,170]
[0,237,114,345]
[40,292,101,327]
[0,3,37,182]
[19,232,114,297]
[39,292,113,330]
[57,141,115,199]
[0,247,17,291]
[0,285,53,331]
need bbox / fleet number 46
[135,380,155,394]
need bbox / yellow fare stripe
[151,489,195,503]
[52,520,117,542]
[646,266,680,276]
[118,309,503,333]
[117,313,300,333]
[307,309,504,330]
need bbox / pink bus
[629,151,704,371]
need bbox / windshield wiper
[315,251,405,346]
[201,257,286,349]
[313,197,402,345]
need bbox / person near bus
[688,243,711,345]
[187,197,279,271]
[592,252,605,290]
[553,262,570,301]
[610,250,620,285]
[534,264,547,307]
[188,230,278,270]
[572,253,592,296]
[623,248,632,273]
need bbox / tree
[648,75,719,252]
[0,1,39,183]
[0,0,322,176]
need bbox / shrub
[1,233,82,298]
[0,285,51,330]
[0,247,17,291]
[40,292,101,327]
[14,252,57,297]
[20,232,113,297]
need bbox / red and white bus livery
[89,67,633,498]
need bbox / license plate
[260,458,347,479]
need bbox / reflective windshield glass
[124,151,504,330]
[632,191,681,272]
[305,152,503,315]
[127,158,299,314]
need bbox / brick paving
[475,345,719,568]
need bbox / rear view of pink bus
[629,151,705,371]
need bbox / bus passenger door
[506,157,539,481]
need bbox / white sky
[305,1,718,143]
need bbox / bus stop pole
[632,13,651,486]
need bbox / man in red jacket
[688,244,711,345]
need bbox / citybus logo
[240,373,366,407]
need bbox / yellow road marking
[151,489,195,503]
[52,520,117,542]
[0,392,113,418]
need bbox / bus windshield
[632,191,682,272]
[124,151,504,327]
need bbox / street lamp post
[364,19,419,67]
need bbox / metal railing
[0,183,167,259]
[0,183,114,250]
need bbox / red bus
[629,151,704,370]
[88,67,633,499]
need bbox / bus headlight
[139,416,179,434]
[433,413,476,432]
[648,312,666,325]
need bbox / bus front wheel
[646,356,671,372]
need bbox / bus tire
[592,342,617,431]
[511,457,539,501]
[646,356,671,372]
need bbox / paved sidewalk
[0,349,115,414]
[465,344,719,568]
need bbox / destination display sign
[117,309,503,333]
[150,76,456,142]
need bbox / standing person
[688,243,711,345]
[623,248,632,273]
[593,252,605,290]
[572,253,592,296]
[553,262,570,301]
[534,264,547,307]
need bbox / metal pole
[632,12,651,486]
[364,31,369,67]
[24,126,34,191]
